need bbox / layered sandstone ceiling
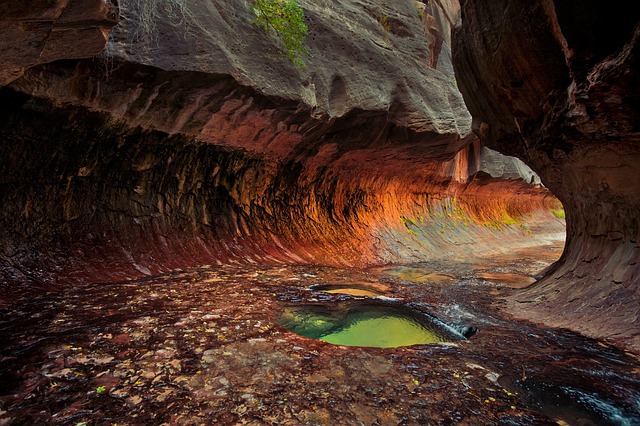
[4,0,635,354]
[453,0,640,349]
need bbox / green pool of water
[279,303,464,348]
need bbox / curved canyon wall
[453,0,639,349]
[0,0,560,318]
[0,72,555,289]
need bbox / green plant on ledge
[482,212,520,230]
[379,15,392,33]
[251,0,309,69]
[550,208,565,219]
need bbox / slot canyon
[0,0,638,424]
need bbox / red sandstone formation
[0,0,118,85]
[453,0,640,350]
[1,0,562,343]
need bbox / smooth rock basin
[380,267,456,285]
[309,284,387,297]
[278,301,468,348]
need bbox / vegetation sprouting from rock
[251,0,308,69]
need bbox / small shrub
[501,213,519,226]
[379,15,392,33]
[252,0,308,69]
[483,212,519,230]
[550,208,565,219]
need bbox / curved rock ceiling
[1,0,634,352]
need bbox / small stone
[110,388,130,398]
[48,368,74,378]
[93,356,114,365]
[128,395,143,405]
[141,370,156,379]
[202,350,216,363]
[168,359,182,372]
[156,390,173,402]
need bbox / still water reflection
[279,303,466,348]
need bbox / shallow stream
[0,240,639,424]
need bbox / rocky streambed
[1,238,639,425]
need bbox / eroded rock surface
[104,0,469,134]
[0,85,558,290]
[0,0,118,85]
[2,257,639,425]
[453,0,640,349]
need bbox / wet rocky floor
[1,242,639,425]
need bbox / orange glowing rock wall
[0,86,560,291]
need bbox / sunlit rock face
[0,1,559,300]
[453,0,640,349]
[0,85,557,288]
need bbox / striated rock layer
[453,0,640,350]
[0,80,559,289]
[0,0,118,85]
[0,0,562,337]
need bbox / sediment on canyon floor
[2,248,640,425]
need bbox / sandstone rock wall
[0,0,559,317]
[0,0,118,85]
[479,147,541,185]
[104,0,470,136]
[0,85,556,289]
[453,0,639,350]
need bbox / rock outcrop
[453,0,640,349]
[478,147,541,185]
[102,0,469,136]
[0,0,118,85]
[0,79,557,288]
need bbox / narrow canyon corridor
[1,0,638,425]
